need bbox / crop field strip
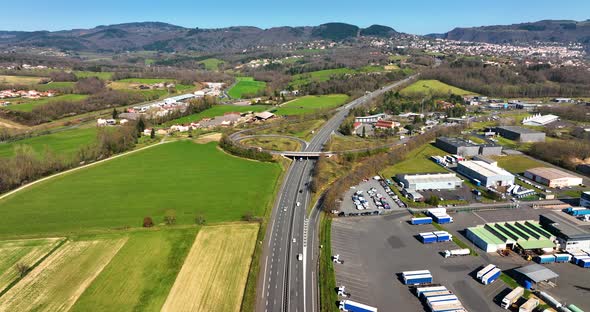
[228,77,266,99]
[0,238,126,312]
[274,94,349,116]
[0,238,64,293]
[161,224,259,312]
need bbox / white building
[522,114,559,126]
[457,161,514,188]
[397,173,463,191]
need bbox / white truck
[443,249,470,258]
[501,287,524,309]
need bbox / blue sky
[4,0,589,34]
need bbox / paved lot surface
[339,180,401,216]
[332,211,506,312]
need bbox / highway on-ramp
[257,74,418,312]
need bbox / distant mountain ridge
[0,22,397,53]
[427,19,590,50]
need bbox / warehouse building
[479,143,503,156]
[457,161,515,187]
[396,173,463,191]
[582,191,590,208]
[540,212,590,252]
[522,114,559,126]
[466,221,556,253]
[435,137,480,156]
[494,126,546,143]
[524,167,583,188]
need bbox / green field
[0,75,44,85]
[0,126,97,159]
[198,58,225,71]
[71,229,197,312]
[228,77,267,99]
[74,71,114,80]
[241,137,302,151]
[492,155,546,174]
[116,78,176,84]
[290,68,355,87]
[166,104,269,125]
[5,94,88,112]
[400,79,475,97]
[36,81,76,91]
[274,94,349,116]
[0,141,281,237]
[381,143,448,179]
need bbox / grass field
[0,141,281,237]
[274,94,349,116]
[35,82,76,91]
[0,126,97,159]
[5,94,88,112]
[228,77,267,99]
[166,104,269,126]
[70,229,197,312]
[381,143,447,179]
[400,80,475,97]
[258,118,326,141]
[290,68,355,87]
[116,78,175,84]
[492,155,546,174]
[161,224,258,312]
[0,238,63,293]
[199,58,225,71]
[74,71,114,80]
[0,75,44,85]
[241,137,302,151]
[328,135,398,152]
[0,238,126,312]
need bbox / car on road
[293,238,296,243]
[297,253,303,261]
[296,202,301,207]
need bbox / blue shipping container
[435,217,452,224]
[420,235,437,244]
[579,259,590,268]
[535,255,556,264]
[554,254,571,263]
[411,217,433,225]
[404,275,433,285]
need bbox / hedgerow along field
[400,79,475,97]
[0,126,97,159]
[0,140,281,237]
[0,238,63,293]
[70,228,197,312]
[161,224,258,312]
[0,238,126,312]
[228,77,267,98]
[274,94,349,116]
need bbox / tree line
[219,134,275,162]
[528,139,590,172]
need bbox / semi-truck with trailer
[519,298,539,312]
[501,287,524,309]
[481,267,501,285]
[338,300,377,312]
[477,264,497,280]
[444,249,470,258]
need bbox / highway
[257,74,418,312]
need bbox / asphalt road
[257,74,419,312]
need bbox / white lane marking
[262,256,269,299]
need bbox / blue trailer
[433,231,451,242]
[535,255,556,264]
[419,233,438,244]
[476,264,497,280]
[411,217,433,225]
[404,274,433,285]
[574,256,590,267]
[481,268,501,285]
[578,258,590,268]
[433,215,453,224]
[338,300,377,312]
[554,254,572,263]
[416,286,448,297]
[565,207,590,216]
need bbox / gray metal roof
[515,264,559,283]
[496,126,544,135]
[540,212,590,240]
[437,137,477,147]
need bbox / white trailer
[501,287,524,309]
[444,249,470,258]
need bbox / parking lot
[331,206,590,311]
[339,179,404,216]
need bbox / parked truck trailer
[519,298,539,312]
[338,300,377,312]
[444,249,470,258]
[501,287,524,309]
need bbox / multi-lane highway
[257,75,418,312]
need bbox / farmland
[0,238,126,312]
[274,94,349,116]
[0,75,44,85]
[0,238,63,293]
[290,68,355,87]
[5,94,89,112]
[241,137,302,151]
[0,141,281,237]
[228,77,267,98]
[0,126,98,159]
[400,79,475,97]
[166,104,269,125]
[74,71,114,80]
[70,229,196,312]
[161,224,258,312]
[381,143,448,178]
[199,58,225,70]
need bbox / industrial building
[457,161,515,187]
[582,191,590,208]
[396,173,463,191]
[466,221,556,253]
[435,137,480,156]
[354,113,386,123]
[540,212,590,252]
[522,114,559,126]
[435,137,502,156]
[524,167,583,188]
[494,126,546,143]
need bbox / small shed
[514,264,559,288]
